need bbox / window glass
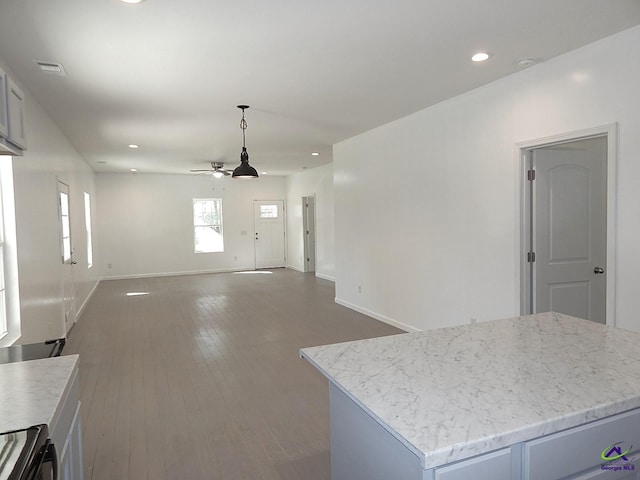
[260,204,278,219]
[193,198,224,253]
[84,193,93,268]
[0,192,5,339]
[59,191,71,262]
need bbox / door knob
[594,267,605,274]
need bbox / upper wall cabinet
[0,67,8,139]
[0,68,26,155]
[6,77,26,150]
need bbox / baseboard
[101,266,257,281]
[334,297,421,333]
[76,279,101,320]
[286,264,305,273]
[316,272,335,282]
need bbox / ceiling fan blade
[190,169,213,173]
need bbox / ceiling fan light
[212,170,224,179]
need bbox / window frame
[84,192,93,269]
[193,198,224,253]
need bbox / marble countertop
[300,312,640,469]
[0,355,79,434]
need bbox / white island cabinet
[0,355,84,480]
[301,313,640,480]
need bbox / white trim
[315,272,335,282]
[514,123,618,326]
[101,266,258,281]
[76,279,100,320]
[334,297,421,333]
[286,264,304,273]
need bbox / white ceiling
[1,0,639,176]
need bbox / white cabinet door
[6,76,26,149]
[434,448,513,480]
[0,68,8,138]
[58,402,84,480]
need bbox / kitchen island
[301,312,640,480]
[0,355,83,480]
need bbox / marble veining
[0,355,79,433]
[300,312,640,469]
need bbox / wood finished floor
[65,269,403,480]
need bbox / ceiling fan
[190,162,233,178]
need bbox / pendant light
[232,105,259,178]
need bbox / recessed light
[471,52,491,62]
[130,168,138,173]
[128,144,139,149]
[311,152,320,156]
[261,171,268,175]
[121,0,144,4]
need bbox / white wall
[96,173,286,278]
[285,163,335,281]
[0,59,99,344]
[334,26,640,333]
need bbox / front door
[528,137,607,323]
[58,181,77,333]
[254,200,285,269]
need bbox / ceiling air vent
[35,61,67,76]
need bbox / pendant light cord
[240,108,247,148]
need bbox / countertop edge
[300,348,426,463]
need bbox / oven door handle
[44,441,58,480]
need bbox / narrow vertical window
[59,189,71,262]
[0,186,6,339]
[84,192,93,268]
[193,198,224,253]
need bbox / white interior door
[303,195,316,273]
[58,181,77,333]
[530,137,607,323]
[254,200,285,269]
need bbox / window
[193,198,223,253]
[0,158,19,345]
[59,188,71,262]
[259,204,279,219]
[0,187,5,339]
[84,192,93,268]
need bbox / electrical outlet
[108,263,112,269]
[358,285,362,294]
[470,317,477,325]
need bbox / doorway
[520,131,615,324]
[58,181,77,333]
[253,200,285,269]
[302,195,316,273]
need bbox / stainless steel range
[0,424,57,480]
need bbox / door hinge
[527,169,536,181]
[527,252,536,263]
